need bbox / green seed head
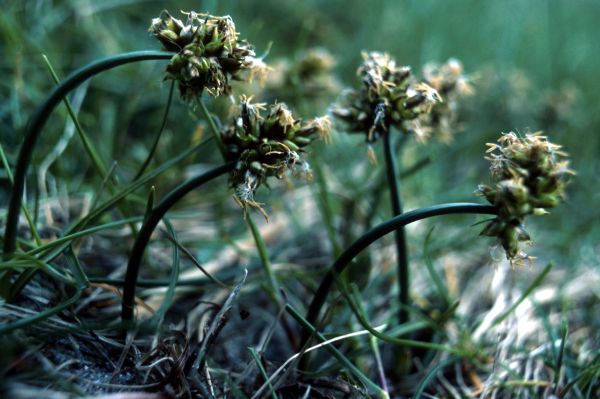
[419,58,473,143]
[477,132,573,265]
[150,10,269,101]
[261,47,340,107]
[332,51,442,144]
[221,96,331,218]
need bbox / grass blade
[286,304,389,399]
[134,80,175,180]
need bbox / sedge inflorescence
[332,51,442,144]
[477,132,573,266]
[420,58,473,143]
[221,96,332,219]
[265,47,340,103]
[149,10,269,101]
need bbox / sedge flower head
[477,132,573,266]
[221,96,330,219]
[419,58,474,143]
[332,51,442,144]
[149,10,269,101]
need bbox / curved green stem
[3,50,173,259]
[301,202,497,346]
[121,161,236,324]
[0,142,41,245]
[383,132,409,325]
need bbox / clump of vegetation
[333,51,442,144]
[1,3,595,399]
[149,10,269,99]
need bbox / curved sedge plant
[0,9,271,304]
[302,130,571,341]
[333,52,442,326]
[122,11,331,323]
[1,9,268,273]
[120,162,236,323]
[332,53,473,327]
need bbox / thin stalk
[89,274,236,288]
[302,202,497,346]
[344,284,466,354]
[134,80,176,180]
[486,262,553,329]
[194,270,247,371]
[151,218,180,333]
[246,213,281,304]
[369,334,389,395]
[413,357,459,397]
[423,227,452,306]
[2,50,172,260]
[249,347,279,399]
[0,142,41,245]
[312,160,341,257]
[382,132,409,325]
[121,161,235,324]
[198,99,226,158]
[554,322,568,394]
[24,216,141,257]
[42,55,109,178]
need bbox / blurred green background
[1,0,598,270]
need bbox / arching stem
[301,202,497,347]
[121,162,236,324]
[3,50,173,262]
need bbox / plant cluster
[332,51,442,143]
[265,47,341,103]
[421,58,473,142]
[0,7,580,399]
[222,96,331,217]
[477,132,572,265]
[149,10,269,100]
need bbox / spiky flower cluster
[266,47,340,102]
[222,96,332,219]
[477,132,572,265]
[420,58,473,142]
[149,10,269,100]
[332,51,442,143]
